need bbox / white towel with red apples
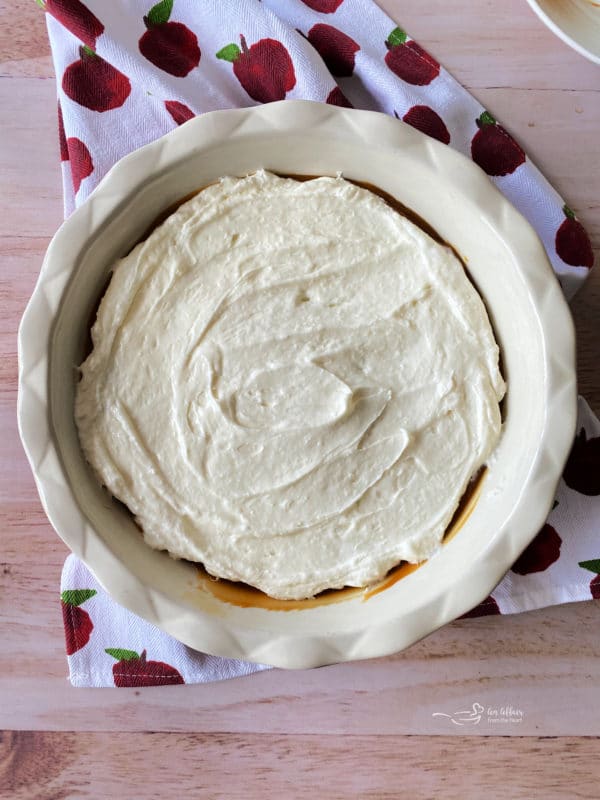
[42,0,599,686]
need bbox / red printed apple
[164,99,195,125]
[401,105,450,144]
[301,0,344,11]
[139,0,200,77]
[471,111,525,176]
[106,648,184,687]
[384,27,439,86]
[459,595,500,618]
[579,560,600,600]
[555,205,594,269]
[511,523,562,575]
[62,45,131,111]
[67,137,93,193]
[216,36,296,103]
[307,24,359,77]
[61,589,96,655]
[58,102,69,161]
[563,427,600,495]
[40,0,104,49]
[326,86,353,107]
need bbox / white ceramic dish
[526,0,600,65]
[18,101,576,669]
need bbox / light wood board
[1,0,599,794]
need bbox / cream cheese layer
[75,171,505,599]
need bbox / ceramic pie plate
[18,100,576,669]
[526,0,600,64]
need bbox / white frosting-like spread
[76,171,505,600]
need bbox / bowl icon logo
[432,702,485,726]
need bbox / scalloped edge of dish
[18,101,577,668]
[526,0,600,64]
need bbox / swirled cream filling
[76,171,505,600]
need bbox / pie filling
[75,171,505,600]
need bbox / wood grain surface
[1,0,600,795]
[2,730,600,800]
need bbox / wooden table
[2,0,599,796]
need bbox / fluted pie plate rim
[18,101,576,669]
[526,0,600,66]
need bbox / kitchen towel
[43,0,598,686]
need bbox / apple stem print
[105,648,185,686]
[61,589,96,654]
[579,560,600,600]
[555,206,594,269]
[216,35,296,103]
[385,27,440,86]
[62,45,131,111]
[38,0,105,50]
[139,0,200,77]
[471,111,526,176]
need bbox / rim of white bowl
[526,0,600,65]
[18,101,577,669]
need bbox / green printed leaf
[105,648,140,661]
[579,559,600,575]
[563,204,576,220]
[478,110,496,126]
[61,589,97,606]
[387,27,407,46]
[216,43,241,62]
[146,0,173,27]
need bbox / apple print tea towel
[42,0,598,686]
[61,560,270,686]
